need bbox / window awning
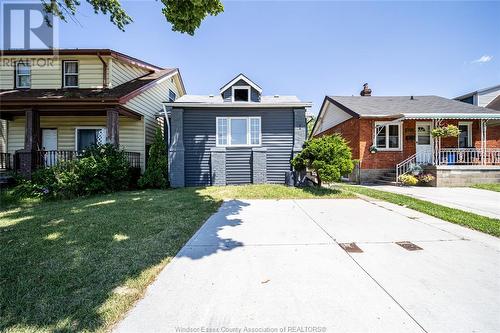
[395,113,500,120]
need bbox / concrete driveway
[114,198,500,333]
[368,185,500,219]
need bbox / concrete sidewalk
[114,199,500,333]
[365,185,500,219]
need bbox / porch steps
[374,170,398,185]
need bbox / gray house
[163,74,311,187]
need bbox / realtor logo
[1,1,58,52]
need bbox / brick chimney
[360,83,372,96]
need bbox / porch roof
[396,113,500,120]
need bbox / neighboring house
[455,84,500,108]
[311,84,500,186]
[0,49,185,173]
[164,74,311,187]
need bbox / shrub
[138,127,168,189]
[292,134,355,186]
[398,174,418,186]
[418,173,435,184]
[12,144,130,200]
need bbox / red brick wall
[358,119,416,169]
[316,118,500,170]
[314,117,360,159]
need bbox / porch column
[106,108,120,146]
[24,109,40,150]
[480,119,487,165]
[19,109,40,177]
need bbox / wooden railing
[9,150,141,171]
[437,148,500,165]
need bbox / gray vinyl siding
[182,108,294,186]
[221,79,260,102]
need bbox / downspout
[162,104,171,182]
[97,53,108,88]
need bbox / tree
[41,0,224,34]
[138,128,168,189]
[291,134,355,187]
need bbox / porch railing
[437,148,500,166]
[6,150,141,171]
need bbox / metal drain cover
[396,241,423,251]
[339,242,363,253]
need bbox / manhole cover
[396,241,423,251]
[339,242,363,253]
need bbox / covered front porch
[393,113,500,185]
[0,106,144,174]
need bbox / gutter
[162,102,313,108]
[97,52,108,88]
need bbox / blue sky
[55,0,499,114]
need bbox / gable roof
[312,95,500,136]
[487,95,500,111]
[1,48,162,72]
[0,68,179,105]
[219,73,263,94]
[454,84,500,100]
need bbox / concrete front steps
[374,170,398,185]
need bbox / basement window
[232,86,250,102]
[374,122,402,150]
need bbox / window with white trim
[16,61,31,88]
[216,117,261,146]
[75,127,107,151]
[375,122,402,150]
[168,89,177,102]
[458,122,472,148]
[232,86,250,102]
[63,61,79,87]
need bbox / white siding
[7,116,145,170]
[314,101,352,135]
[0,55,105,89]
[125,75,181,145]
[478,88,500,107]
[110,59,150,87]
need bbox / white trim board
[220,74,263,94]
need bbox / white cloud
[472,55,493,64]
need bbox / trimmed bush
[138,128,168,189]
[398,174,418,186]
[292,134,355,186]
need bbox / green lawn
[343,185,500,237]
[0,184,350,333]
[471,183,500,193]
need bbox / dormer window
[15,61,31,88]
[232,86,250,102]
[63,60,79,88]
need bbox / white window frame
[231,86,251,102]
[374,121,403,151]
[168,89,177,102]
[74,126,106,151]
[458,121,473,148]
[15,61,31,88]
[63,60,79,88]
[216,116,261,147]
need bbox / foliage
[162,0,224,35]
[431,124,460,138]
[307,115,316,137]
[41,0,223,34]
[398,174,418,186]
[292,134,355,186]
[408,163,423,175]
[417,173,435,184]
[139,128,169,189]
[12,144,130,200]
[343,185,500,237]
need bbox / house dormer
[219,74,262,102]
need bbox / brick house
[311,85,500,186]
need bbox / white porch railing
[396,148,500,183]
[437,148,500,165]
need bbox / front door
[42,129,58,166]
[416,122,432,164]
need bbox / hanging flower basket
[431,124,460,138]
[369,145,378,154]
